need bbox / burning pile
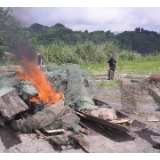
[0,62,98,132]
[0,62,148,153]
[17,60,64,105]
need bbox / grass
[81,63,107,74]
[117,59,160,75]
[1,42,160,77]
[37,41,119,65]
[81,56,160,76]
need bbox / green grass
[118,58,160,75]
[37,41,119,65]
[1,42,160,77]
[81,56,160,76]
[81,63,107,74]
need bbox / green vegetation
[1,7,160,77]
[0,7,35,64]
[37,41,119,65]
[82,51,160,75]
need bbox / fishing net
[11,100,81,133]
[0,75,13,89]
[45,63,98,110]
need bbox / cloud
[10,7,160,32]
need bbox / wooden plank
[110,118,130,124]
[147,116,159,122]
[75,111,130,132]
[43,129,65,134]
[91,99,146,131]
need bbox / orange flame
[17,59,64,105]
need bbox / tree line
[1,7,160,59]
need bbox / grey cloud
[8,7,160,32]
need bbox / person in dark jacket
[36,52,44,68]
[108,56,116,80]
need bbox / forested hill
[116,28,160,55]
[24,23,160,55]
[1,7,160,56]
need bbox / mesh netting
[11,100,81,133]
[0,75,11,89]
[45,63,98,110]
[1,63,98,111]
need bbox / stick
[110,118,130,124]
[15,147,23,152]
[34,129,45,139]
[79,128,89,135]
[96,123,105,130]
[79,122,94,133]
[43,129,65,134]
[20,114,25,120]
[128,119,134,124]
[74,111,87,118]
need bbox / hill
[24,24,160,55]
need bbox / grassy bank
[81,56,160,75]
[1,41,160,76]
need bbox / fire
[17,59,64,105]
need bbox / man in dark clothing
[108,56,116,80]
[36,52,44,68]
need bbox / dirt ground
[1,73,160,153]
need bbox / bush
[37,41,120,65]
[119,50,142,61]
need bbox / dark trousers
[108,70,114,80]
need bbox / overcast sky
[8,6,160,33]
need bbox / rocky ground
[1,72,160,153]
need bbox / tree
[30,23,49,32]
[0,7,25,53]
[135,27,141,33]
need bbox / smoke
[14,41,37,65]
[1,8,37,64]
[10,7,35,27]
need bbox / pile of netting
[44,63,98,110]
[11,100,81,133]
[0,63,99,133]
[0,63,98,111]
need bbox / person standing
[108,56,116,80]
[36,52,44,68]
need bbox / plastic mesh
[46,63,98,110]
